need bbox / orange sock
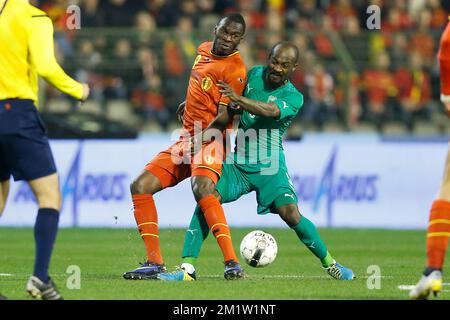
[426,200,450,269]
[198,194,238,263]
[132,194,163,265]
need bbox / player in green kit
[158,42,354,281]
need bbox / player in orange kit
[410,16,450,299]
[123,13,247,280]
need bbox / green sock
[181,205,210,267]
[292,216,334,267]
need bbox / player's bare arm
[189,103,232,153]
[218,81,281,118]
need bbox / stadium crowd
[32,0,449,134]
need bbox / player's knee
[277,205,301,227]
[192,179,215,202]
[36,191,61,211]
[130,175,160,195]
[130,179,146,195]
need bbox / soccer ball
[239,230,278,268]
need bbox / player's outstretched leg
[191,176,243,280]
[276,202,354,280]
[124,171,166,280]
[27,174,64,300]
[410,200,450,299]
[158,206,208,281]
[157,263,197,281]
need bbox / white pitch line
[200,274,392,279]
[0,273,13,277]
[398,284,450,291]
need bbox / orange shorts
[144,139,224,189]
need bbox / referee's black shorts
[0,99,57,182]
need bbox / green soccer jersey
[233,65,304,173]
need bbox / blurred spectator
[238,0,266,28]
[179,0,200,27]
[382,5,413,32]
[285,0,319,30]
[394,51,432,132]
[102,0,136,27]
[135,11,157,47]
[333,69,362,129]
[132,75,170,130]
[137,48,160,81]
[389,33,409,68]
[198,0,220,30]
[326,0,358,31]
[176,16,199,64]
[409,9,436,66]
[80,0,105,27]
[360,51,397,131]
[304,63,337,130]
[103,38,137,100]
[313,16,336,58]
[429,0,448,29]
[146,0,180,27]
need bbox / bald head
[269,42,299,65]
[266,42,299,87]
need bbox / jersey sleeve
[28,15,84,100]
[274,92,304,121]
[219,63,247,106]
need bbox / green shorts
[216,159,298,215]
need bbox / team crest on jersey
[268,95,277,102]
[204,155,214,165]
[201,77,213,91]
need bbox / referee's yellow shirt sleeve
[28,15,84,100]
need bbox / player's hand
[218,81,239,102]
[228,102,243,114]
[81,83,90,102]
[445,101,450,118]
[176,101,186,123]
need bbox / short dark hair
[219,12,246,34]
[269,42,299,64]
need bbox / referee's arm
[28,15,87,101]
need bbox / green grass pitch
[0,227,448,300]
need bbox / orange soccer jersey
[182,41,247,135]
[145,41,247,187]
